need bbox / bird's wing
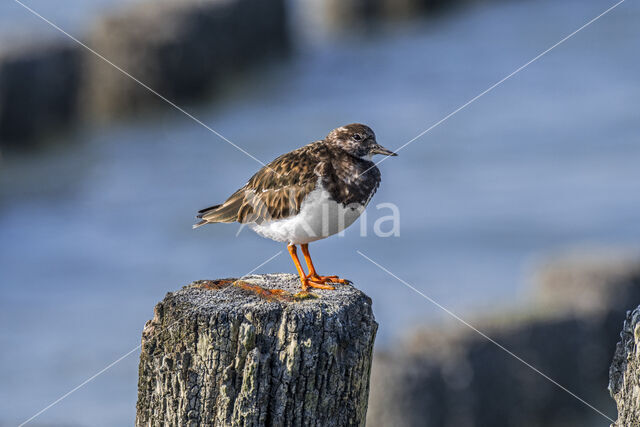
[196,142,326,225]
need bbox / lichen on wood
[136,273,377,426]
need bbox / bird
[193,123,397,292]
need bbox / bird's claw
[305,274,351,288]
[304,279,336,290]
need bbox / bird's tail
[192,205,220,229]
[193,191,244,228]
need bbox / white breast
[249,183,366,244]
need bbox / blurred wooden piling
[0,0,289,148]
[135,273,377,426]
[85,0,289,120]
[367,253,640,426]
[0,40,81,146]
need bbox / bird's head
[326,123,397,160]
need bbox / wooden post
[609,305,640,426]
[136,273,378,426]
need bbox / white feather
[249,181,365,244]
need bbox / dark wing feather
[194,142,326,227]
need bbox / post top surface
[167,273,373,317]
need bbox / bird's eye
[353,133,362,141]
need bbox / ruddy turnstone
[194,123,396,291]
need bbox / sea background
[1,0,639,425]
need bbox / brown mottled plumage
[194,124,394,228]
[194,123,397,292]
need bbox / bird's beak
[370,144,398,157]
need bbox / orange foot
[306,274,351,289]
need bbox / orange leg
[287,244,335,291]
[300,244,350,287]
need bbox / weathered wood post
[136,273,377,426]
[609,305,640,426]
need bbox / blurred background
[1,0,639,425]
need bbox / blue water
[2,0,640,425]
